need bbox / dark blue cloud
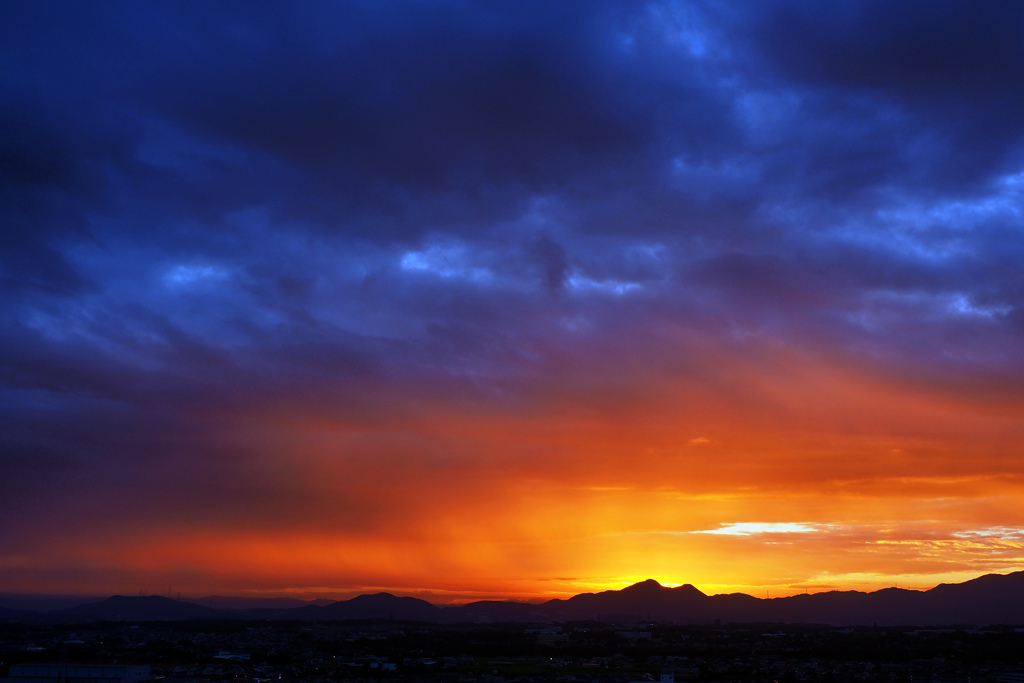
[737,0,1024,191]
[2,0,1024,556]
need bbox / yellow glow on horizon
[4,340,1024,600]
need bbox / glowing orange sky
[6,336,1023,601]
[5,1,1024,605]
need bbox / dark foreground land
[3,618,1024,683]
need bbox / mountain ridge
[5,571,1024,626]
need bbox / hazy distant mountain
[0,595,100,612]
[22,570,1024,626]
[0,605,34,620]
[309,593,442,621]
[442,599,547,623]
[549,579,709,621]
[190,595,334,610]
[57,595,220,621]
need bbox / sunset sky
[4,1,1024,603]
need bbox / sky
[3,0,1024,603]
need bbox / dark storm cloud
[0,87,128,293]
[745,0,1024,106]
[737,0,1024,192]
[117,0,742,239]
[2,0,1024,563]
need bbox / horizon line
[5,569,1021,609]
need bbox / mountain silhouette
[190,595,334,610]
[304,593,441,621]
[0,605,33,620]
[14,571,1024,626]
[444,573,1024,625]
[56,595,220,621]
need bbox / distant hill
[441,572,1024,626]
[57,595,221,621]
[15,570,1024,626]
[190,595,334,610]
[442,599,546,623]
[0,604,34,620]
[0,595,99,612]
[303,593,442,621]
